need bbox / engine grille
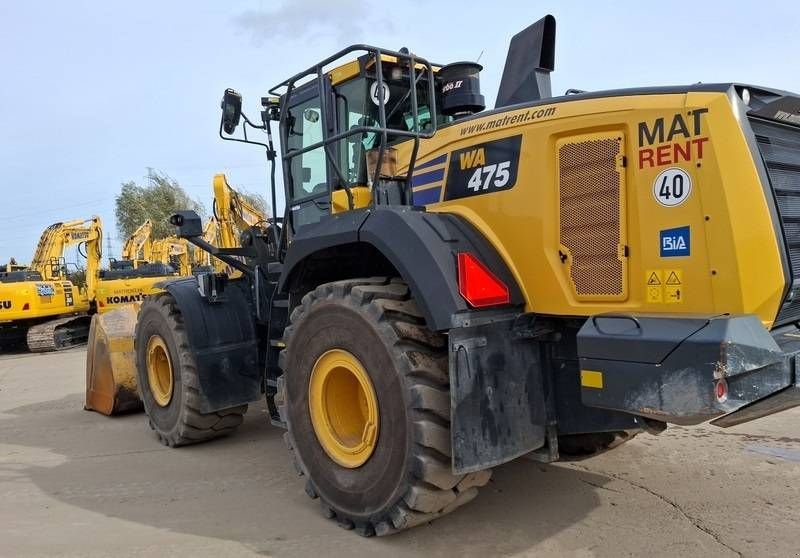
[558,134,626,300]
[750,118,800,324]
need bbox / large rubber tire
[276,277,491,537]
[135,293,247,447]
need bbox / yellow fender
[84,305,143,415]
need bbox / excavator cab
[46,257,65,280]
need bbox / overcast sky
[1,0,798,263]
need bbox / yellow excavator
[1,217,196,353]
[150,236,191,275]
[2,259,27,274]
[213,173,268,248]
[191,217,220,272]
[189,176,267,274]
[0,218,102,351]
[85,174,266,414]
[210,173,269,276]
[95,220,188,314]
[109,219,154,271]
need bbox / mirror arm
[219,114,269,149]
[241,111,266,130]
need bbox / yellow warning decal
[581,369,604,389]
[646,269,664,303]
[664,269,683,304]
[646,269,683,304]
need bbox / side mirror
[171,211,203,238]
[220,88,243,134]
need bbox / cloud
[233,0,393,45]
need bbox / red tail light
[715,379,728,403]
[22,303,29,310]
[457,252,510,308]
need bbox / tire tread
[135,293,247,447]
[276,277,491,536]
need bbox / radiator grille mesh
[750,118,800,324]
[559,136,624,298]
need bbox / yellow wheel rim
[308,349,379,468]
[147,335,174,407]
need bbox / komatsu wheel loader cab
[127,14,800,536]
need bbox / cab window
[331,67,450,188]
[286,95,327,200]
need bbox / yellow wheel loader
[0,218,102,351]
[99,14,800,535]
[85,176,267,414]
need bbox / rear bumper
[577,314,800,426]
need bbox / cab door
[283,85,332,233]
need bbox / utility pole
[106,235,115,264]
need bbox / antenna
[476,49,484,63]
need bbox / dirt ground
[1,348,798,558]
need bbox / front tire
[135,293,247,446]
[277,278,491,536]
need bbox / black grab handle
[591,314,642,336]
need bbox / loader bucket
[84,305,143,415]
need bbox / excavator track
[27,315,92,352]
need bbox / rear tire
[557,431,638,459]
[135,293,247,447]
[277,277,491,536]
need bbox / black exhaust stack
[495,15,556,108]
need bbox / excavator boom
[213,173,267,248]
[119,219,153,267]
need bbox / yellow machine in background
[211,173,269,276]
[0,218,102,351]
[213,173,267,249]
[86,223,191,411]
[191,217,221,272]
[0,217,188,350]
[95,221,189,315]
[85,174,264,414]
[2,260,27,274]
[150,236,190,275]
[111,219,153,270]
